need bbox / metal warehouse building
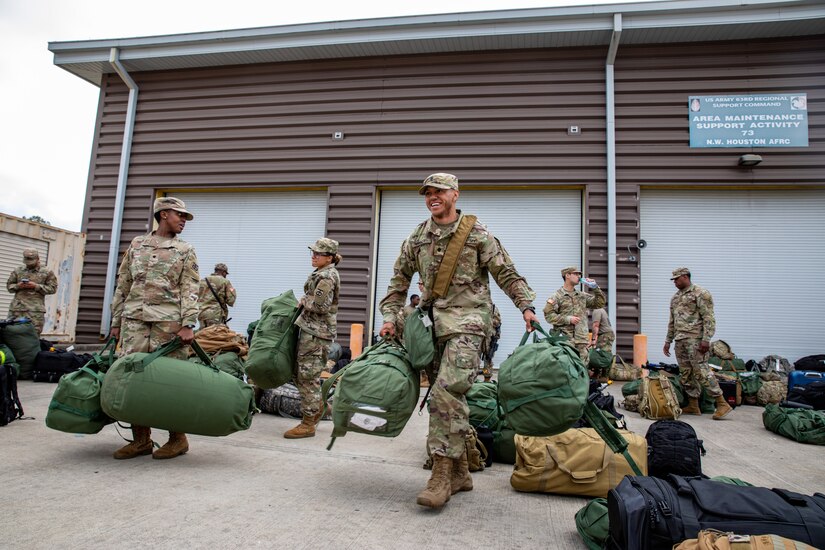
[50,0,825,363]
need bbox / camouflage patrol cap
[561,266,582,277]
[153,196,193,221]
[214,263,229,274]
[418,173,459,195]
[671,267,691,280]
[23,249,39,260]
[309,237,339,255]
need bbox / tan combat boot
[712,395,733,420]
[153,432,189,459]
[416,454,452,508]
[682,397,702,416]
[113,426,153,460]
[284,417,317,439]
[450,452,473,495]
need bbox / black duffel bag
[787,381,825,411]
[795,354,825,373]
[607,475,825,550]
[32,350,94,383]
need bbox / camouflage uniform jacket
[543,286,605,344]
[380,211,535,338]
[295,263,339,340]
[7,265,57,313]
[666,283,715,343]
[197,274,237,320]
[111,232,200,328]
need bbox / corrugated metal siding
[76,47,608,343]
[612,34,825,356]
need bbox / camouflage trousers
[428,333,483,460]
[294,330,329,418]
[119,319,189,360]
[197,313,224,329]
[595,332,615,353]
[675,337,722,398]
[10,310,45,334]
[574,343,590,365]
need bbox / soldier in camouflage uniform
[379,173,538,509]
[544,266,605,364]
[284,237,341,439]
[480,303,501,382]
[663,267,732,420]
[6,249,57,334]
[590,307,615,353]
[197,263,237,328]
[110,197,201,459]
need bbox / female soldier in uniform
[109,197,200,459]
[284,238,341,439]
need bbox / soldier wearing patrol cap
[109,196,201,459]
[663,267,732,420]
[6,248,57,335]
[544,266,605,365]
[197,262,236,328]
[379,172,538,509]
[284,237,342,439]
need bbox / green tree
[23,215,51,226]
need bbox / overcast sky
[0,0,653,232]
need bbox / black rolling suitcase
[32,350,93,382]
[607,475,825,550]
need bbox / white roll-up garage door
[175,190,327,335]
[640,189,825,364]
[373,189,582,363]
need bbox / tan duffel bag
[510,428,647,498]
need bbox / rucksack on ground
[639,373,682,420]
[465,381,500,428]
[757,380,787,406]
[1,319,40,380]
[245,291,301,390]
[674,530,816,550]
[498,323,588,437]
[1,359,24,426]
[607,475,825,550]
[321,338,418,447]
[645,419,706,478]
[575,498,610,550]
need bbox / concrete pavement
[2,380,824,549]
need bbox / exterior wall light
[738,154,762,166]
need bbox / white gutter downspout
[100,48,139,336]
[606,13,622,342]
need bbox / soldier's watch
[521,306,536,314]
[184,324,196,329]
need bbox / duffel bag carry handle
[137,338,219,373]
[518,321,569,347]
[85,336,118,372]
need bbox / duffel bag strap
[582,401,643,476]
[545,440,613,483]
[189,341,219,372]
[771,489,825,543]
[139,338,183,371]
[430,214,477,299]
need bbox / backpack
[321,338,418,447]
[1,319,41,380]
[465,381,500,428]
[575,498,610,550]
[758,355,793,374]
[0,344,20,377]
[673,530,817,550]
[574,380,625,429]
[1,361,24,426]
[259,382,303,418]
[794,354,825,373]
[639,373,682,420]
[709,340,736,360]
[757,381,787,406]
[762,404,825,446]
[786,381,825,410]
[498,323,589,437]
[588,348,613,371]
[645,419,705,478]
[245,291,301,390]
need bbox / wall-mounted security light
[332,131,345,140]
[738,154,762,167]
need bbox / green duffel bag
[763,404,825,446]
[709,356,746,372]
[45,338,118,434]
[245,291,301,389]
[403,306,435,372]
[190,351,245,380]
[0,344,20,377]
[322,338,418,447]
[466,381,500,428]
[492,419,517,464]
[588,349,613,371]
[101,339,254,437]
[622,378,642,397]
[2,320,40,380]
[738,370,762,396]
[498,322,589,437]
[575,498,609,550]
